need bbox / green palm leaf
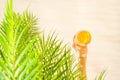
[0,0,80,80]
[95,70,106,80]
[0,0,40,79]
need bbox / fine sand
[0,0,120,80]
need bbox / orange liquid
[77,31,91,44]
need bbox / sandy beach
[0,0,120,79]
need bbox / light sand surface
[0,0,120,80]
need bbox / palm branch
[0,0,81,80]
[95,70,106,80]
[0,0,106,80]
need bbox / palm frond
[0,0,81,80]
[95,70,106,80]
[37,32,81,80]
[0,0,40,79]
